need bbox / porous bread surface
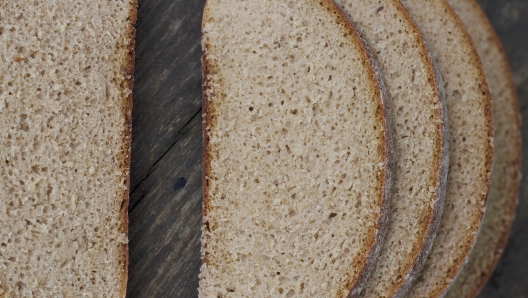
[400,0,494,297]
[334,1,448,297]
[199,0,392,297]
[0,1,135,297]
[445,0,521,296]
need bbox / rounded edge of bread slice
[199,0,394,296]
[333,1,449,297]
[344,16,395,298]
[444,0,522,296]
[400,0,495,297]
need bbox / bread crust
[326,3,395,295]
[332,1,449,296]
[200,1,394,296]
[118,1,138,297]
[401,0,494,296]
[392,51,448,298]
[436,3,494,296]
[443,0,521,296]
[387,2,450,297]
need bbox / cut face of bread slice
[444,0,521,296]
[0,1,136,297]
[399,0,494,297]
[199,0,394,297]
[333,1,449,297]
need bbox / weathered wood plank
[130,0,205,192]
[127,114,202,298]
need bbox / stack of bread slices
[199,0,521,297]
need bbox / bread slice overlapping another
[0,1,136,297]
[199,0,395,296]
[399,0,495,297]
[444,0,522,296]
[333,1,449,297]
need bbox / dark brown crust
[117,1,137,297]
[200,1,394,297]
[200,48,213,268]
[402,0,494,296]
[445,0,521,296]
[200,0,214,271]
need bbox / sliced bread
[0,1,136,297]
[333,1,449,297]
[199,0,394,296]
[444,0,522,296]
[399,0,495,297]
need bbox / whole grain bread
[199,0,394,296]
[399,0,494,297]
[0,1,136,297]
[333,1,449,297]
[444,0,522,296]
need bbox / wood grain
[125,0,528,297]
[127,115,202,297]
[127,0,204,296]
[129,0,205,195]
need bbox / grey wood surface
[125,0,528,297]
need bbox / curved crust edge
[323,1,395,297]
[410,0,494,297]
[391,4,450,297]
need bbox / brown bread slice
[444,0,522,296]
[333,1,449,297]
[199,0,394,296]
[399,0,495,297]
[0,1,136,297]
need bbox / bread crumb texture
[401,0,494,296]
[0,1,134,297]
[335,0,447,296]
[200,0,389,297]
[445,0,521,296]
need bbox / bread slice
[444,0,522,296]
[199,0,394,296]
[399,0,494,297]
[332,1,449,297]
[0,1,136,297]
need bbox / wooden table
[125,1,528,297]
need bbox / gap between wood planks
[128,107,202,213]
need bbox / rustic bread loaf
[333,1,448,297]
[399,0,494,297]
[0,1,136,297]
[199,0,394,296]
[444,0,522,296]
